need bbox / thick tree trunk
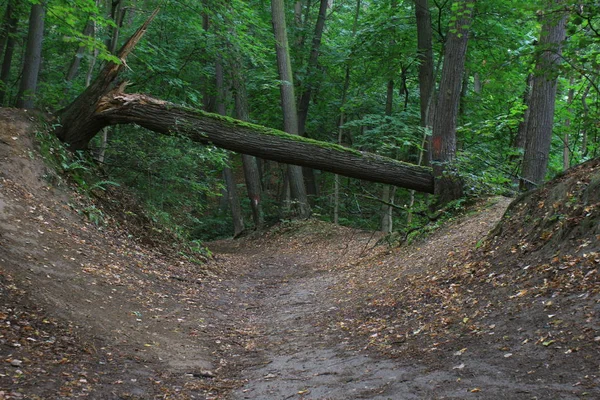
[92,93,434,193]
[56,9,158,148]
[16,3,45,109]
[271,0,311,218]
[54,7,434,198]
[520,0,568,190]
[430,0,475,204]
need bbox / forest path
[1,111,598,399]
[223,255,421,399]
[208,197,587,400]
[211,249,429,400]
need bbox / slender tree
[271,0,311,218]
[520,0,568,190]
[415,0,434,129]
[0,0,19,105]
[297,0,329,197]
[216,56,245,237]
[16,2,45,109]
[65,21,95,84]
[232,56,265,229]
[297,0,328,136]
[334,0,361,225]
[380,0,399,233]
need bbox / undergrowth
[33,125,212,263]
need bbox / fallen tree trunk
[53,10,434,194]
[55,9,158,149]
[95,93,435,193]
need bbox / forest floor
[0,108,599,399]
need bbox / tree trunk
[223,165,245,237]
[415,0,434,129]
[56,9,158,148]
[520,0,568,190]
[430,0,475,204]
[107,0,125,55]
[65,21,95,84]
[232,46,264,229]
[381,76,396,232]
[0,0,19,105]
[297,0,328,136]
[271,0,311,218]
[55,9,434,196]
[581,82,591,158]
[92,92,435,193]
[513,73,534,152]
[380,184,396,233]
[334,0,361,224]
[563,80,574,171]
[16,3,45,109]
[216,56,245,237]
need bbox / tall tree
[297,0,328,136]
[232,57,265,229]
[271,0,311,218]
[415,0,434,129]
[334,0,361,225]
[297,0,329,197]
[106,0,126,55]
[65,21,95,84]
[0,0,19,105]
[520,0,568,190]
[430,0,475,204]
[381,0,399,234]
[216,56,245,237]
[16,2,45,109]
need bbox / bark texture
[16,3,45,109]
[430,0,475,204]
[271,0,310,218]
[415,0,434,128]
[235,82,265,228]
[56,9,158,149]
[520,0,568,190]
[95,93,435,193]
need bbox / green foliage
[344,111,425,160]
[9,0,600,240]
[100,125,228,238]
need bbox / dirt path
[219,254,585,400]
[2,110,598,399]
[221,256,427,400]
[207,198,593,400]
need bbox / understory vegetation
[3,0,600,240]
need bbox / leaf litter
[1,109,599,399]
